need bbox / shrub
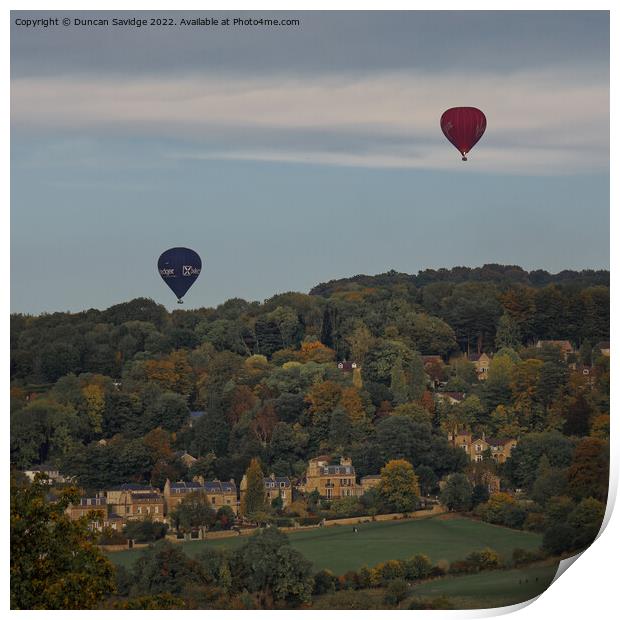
[384,578,409,606]
[313,569,337,595]
[403,554,432,580]
[542,523,578,555]
[124,518,168,543]
[512,548,546,567]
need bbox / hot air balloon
[157,247,201,304]
[440,107,487,161]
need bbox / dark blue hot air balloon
[157,247,202,304]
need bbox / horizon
[10,262,610,316]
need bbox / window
[475,444,482,452]
[154,507,159,514]
[137,506,142,514]
[475,455,483,462]
[326,489,332,499]
[211,497,216,505]
[280,482,285,488]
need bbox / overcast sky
[11,10,609,314]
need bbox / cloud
[11,68,608,174]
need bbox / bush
[542,523,578,555]
[384,578,409,606]
[313,569,337,595]
[124,518,168,543]
[403,554,432,580]
[512,548,546,567]
[298,516,322,526]
[313,590,379,609]
[99,526,127,545]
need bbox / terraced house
[163,479,238,515]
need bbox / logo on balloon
[159,268,175,277]
[183,265,200,277]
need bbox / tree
[495,313,521,349]
[379,459,420,512]
[530,455,568,506]
[440,473,472,512]
[567,497,605,549]
[230,528,313,607]
[241,458,267,517]
[171,492,217,533]
[567,437,608,502]
[11,477,116,609]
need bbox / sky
[10,10,610,314]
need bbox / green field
[410,563,559,609]
[108,516,543,575]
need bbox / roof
[190,410,206,419]
[596,341,610,350]
[78,497,107,506]
[171,480,236,494]
[264,477,291,488]
[130,492,163,502]
[485,437,516,447]
[320,465,355,476]
[361,475,381,481]
[109,483,154,492]
[421,355,443,364]
[437,392,466,402]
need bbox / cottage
[23,465,71,484]
[448,431,516,464]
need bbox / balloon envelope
[157,247,202,302]
[440,107,487,160]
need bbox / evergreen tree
[241,458,267,516]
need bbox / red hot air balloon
[440,107,487,161]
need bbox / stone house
[302,456,361,499]
[468,353,492,380]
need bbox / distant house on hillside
[595,341,610,357]
[468,353,491,380]
[106,484,165,522]
[337,361,360,372]
[23,465,71,485]
[436,392,466,405]
[447,430,517,464]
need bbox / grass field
[108,516,543,575]
[410,563,559,609]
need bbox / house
[595,341,610,357]
[177,451,198,468]
[536,340,574,360]
[436,392,466,405]
[302,456,361,499]
[468,353,491,380]
[448,431,517,464]
[23,466,71,484]
[106,484,165,522]
[240,473,292,511]
[360,475,382,493]
[66,495,108,522]
[467,470,501,495]
[163,479,238,515]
